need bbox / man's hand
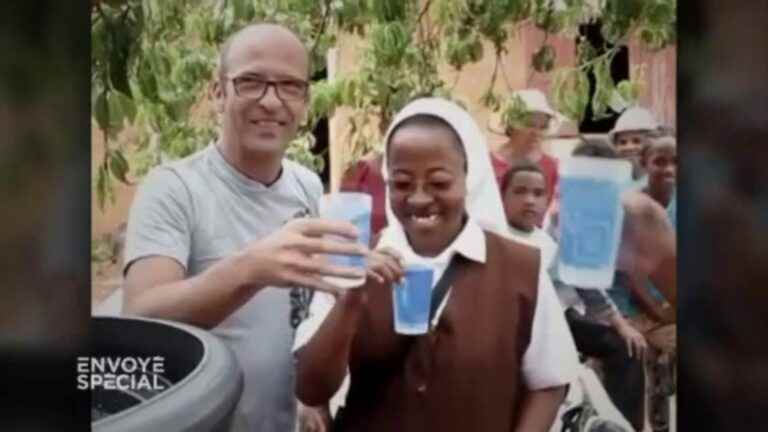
[238,218,370,295]
[616,319,648,360]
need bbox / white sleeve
[292,291,350,416]
[292,291,336,352]
[521,261,580,389]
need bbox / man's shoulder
[139,147,209,194]
[622,190,667,220]
[282,159,323,196]
[162,146,210,175]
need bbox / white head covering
[377,97,508,257]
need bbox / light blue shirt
[124,144,323,432]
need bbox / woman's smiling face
[387,120,467,257]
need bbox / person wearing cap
[608,106,661,189]
[490,89,561,217]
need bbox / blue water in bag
[557,157,630,289]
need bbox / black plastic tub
[91,316,243,432]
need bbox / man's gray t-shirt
[124,144,322,432]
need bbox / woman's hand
[365,247,405,286]
[333,247,405,309]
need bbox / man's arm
[624,272,671,323]
[123,218,370,329]
[123,254,258,328]
[619,191,677,309]
[648,252,676,311]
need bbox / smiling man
[122,24,367,431]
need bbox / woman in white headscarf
[294,98,578,432]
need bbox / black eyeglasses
[229,75,309,101]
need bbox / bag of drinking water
[557,157,631,290]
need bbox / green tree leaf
[94,90,110,132]
[532,44,556,73]
[91,0,676,210]
[109,150,131,185]
[107,91,126,133]
[108,18,134,98]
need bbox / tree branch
[490,51,501,90]
[96,1,108,22]
[527,30,550,86]
[417,0,433,24]
[450,69,462,92]
[499,54,513,92]
[309,0,333,64]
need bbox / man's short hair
[217,23,309,80]
[499,161,545,194]
[641,135,676,164]
[572,137,618,159]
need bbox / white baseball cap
[488,88,561,135]
[609,106,659,142]
[513,89,557,117]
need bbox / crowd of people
[121,22,676,432]
[337,91,677,431]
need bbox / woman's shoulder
[483,230,541,263]
[481,230,542,294]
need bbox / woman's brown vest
[334,231,541,432]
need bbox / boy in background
[641,135,677,228]
[501,160,648,431]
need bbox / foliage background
[91,0,676,210]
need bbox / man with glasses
[122,23,364,431]
[490,89,561,223]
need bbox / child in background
[502,156,648,430]
[636,135,678,432]
[557,138,676,432]
[500,162,557,266]
[627,135,677,319]
[641,135,677,228]
[490,89,561,218]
